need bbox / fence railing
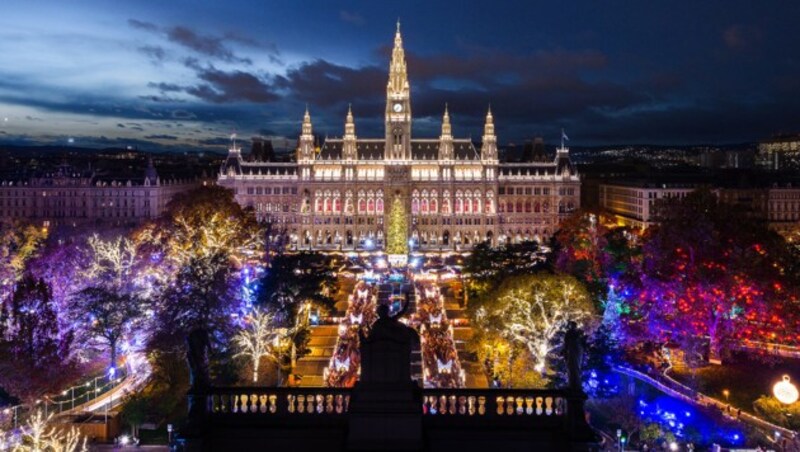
[0,366,129,430]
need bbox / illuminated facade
[218,24,580,252]
[0,159,200,228]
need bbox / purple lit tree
[0,275,78,401]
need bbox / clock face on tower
[393,102,403,113]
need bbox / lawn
[669,351,800,413]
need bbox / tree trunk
[110,339,117,373]
[253,359,259,383]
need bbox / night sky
[1,0,799,151]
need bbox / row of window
[498,186,576,196]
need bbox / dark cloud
[127,19,279,65]
[138,45,166,63]
[148,82,183,93]
[196,137,233,146]
[276,60,385,106]
[170,110,196,119]
[25,115,43,121]
[144,134,178,140]
[117,123,125,128]
[166,26,251,64]
[185,67,279,104]
[127,19,158,32]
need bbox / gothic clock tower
[385,21,412,160]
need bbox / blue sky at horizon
[1,0,799,151]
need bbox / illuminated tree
[258,252,335,369]
[0,221,47,303]
[553,211,611,300]
[150,251,239,348]
[135,186,262,270]
[633,188,800,360]
[464,240,544,298]
[84,234,137,287]
[474,273,596,374]
[10,409,87,452]
[71,287,142,370]
[385,195,408,255]
[0,276,77,401]
[233,308,292,383]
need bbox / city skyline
[1,1,799,151]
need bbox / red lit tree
[633,188,800,361]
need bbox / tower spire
[345,104,355,137]
[385,22,411,160]
[481,105,497,161]
[441,103,451,137]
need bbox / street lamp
[722,389,730,403]
[773,375,799,405]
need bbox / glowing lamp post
[773,375,799,405]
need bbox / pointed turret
[298,106,315,163]
[345,104,356,137]
[481,105,497,161]
[439,104,454,161]
[343,104,357,161]
[388,20,408,93]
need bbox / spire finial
[444,102,449,115]
[396,18,401,33]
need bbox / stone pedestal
[347,304,422,450]
[347,381,422,451]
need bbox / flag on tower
[562,129,569,142]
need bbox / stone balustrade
[421,389,565,417]
[205,387,567,419]
[208,388,351,416]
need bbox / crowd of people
[414,281,464,388]
[324,281,377,387]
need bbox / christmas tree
[386,196,408,255]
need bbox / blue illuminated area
[637,396,745,447]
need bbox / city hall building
[218,24,580,252]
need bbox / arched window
[421,199,428,214]
[516,201,523,213]
[430,198,438,213]
[542,202,549,213]
[473,198,480,213]
[334,198,341,213]
[368,199,375,213]
[325,198,332,213]
[359,199,366,213]
[443,199,451,214]
[534,202,540,213]
[411,198,419,214]
[525,201,532,213]
[315,198,323,213]
[376,198,384,213]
